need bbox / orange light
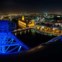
[18,20,26,28]
[22,16,24,21]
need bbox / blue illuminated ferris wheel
[0,20,29,54]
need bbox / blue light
[0,20,16,32]
[44,35,62,44]
[0,20,29,54]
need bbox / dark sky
[0,0,62,13]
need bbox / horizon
[0,0,62,13]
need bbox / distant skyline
[0,0,62,13]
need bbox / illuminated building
[18,16,35,29]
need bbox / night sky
[0,0,62,13]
